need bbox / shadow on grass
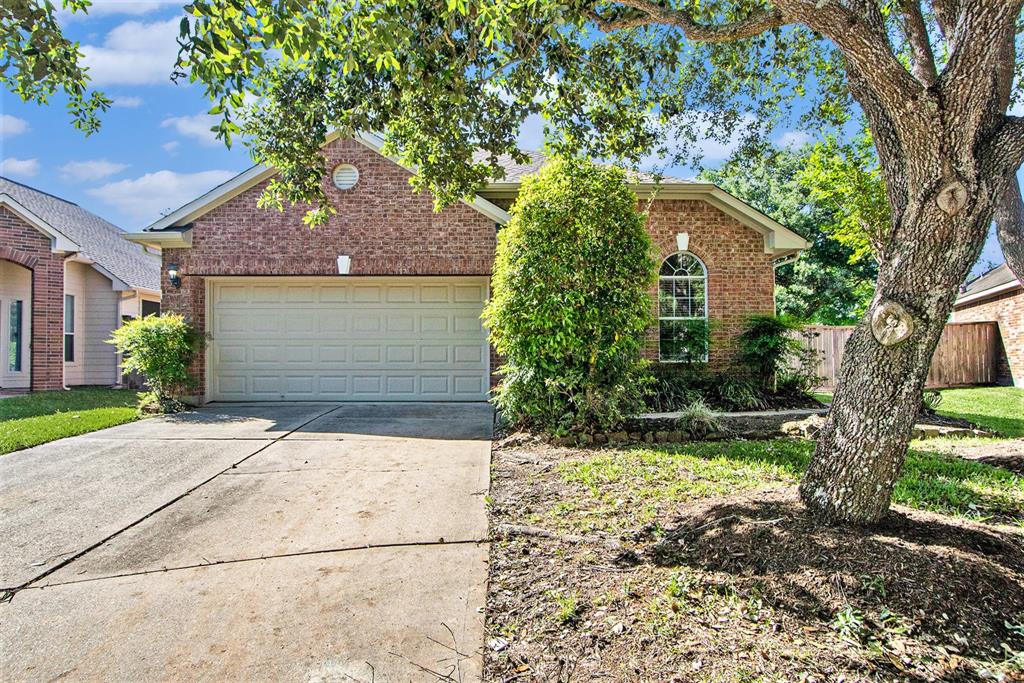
[647,491,1024,667]
[621,440,1024,525]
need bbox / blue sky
[0,0,1007,275]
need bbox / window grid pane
[9,300,22,372]
[658,252,708,362]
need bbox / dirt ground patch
[925,438,1024,476]
[485,442,1024,682]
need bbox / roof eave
[143,131,512,234]
[954,279,1022,306]
[0,193,81,253]
[124,228,193,250]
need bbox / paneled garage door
[208,277,490,401]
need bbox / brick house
[951,263,1023,386]
[0,178,161,392]
[125,133,808,403]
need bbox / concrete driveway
[0,402,493,682]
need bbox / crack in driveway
[15,538,489,591]
[1,404,342,602]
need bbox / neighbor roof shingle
[957,263,1021,302]
[1,177,160,291]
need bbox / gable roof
[956,263,1021,306]
[129,133,808,259]
[0,177,161,292]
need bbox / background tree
[175,0,1024,524]
[702,143,877,324]
[1,0,109,133]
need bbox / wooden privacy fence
[801,321,1000,390]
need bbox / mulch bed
[484,443,1024,682]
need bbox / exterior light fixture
[167,263,181,289]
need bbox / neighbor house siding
[160,136,499,393]
[0,206,64,391]
[951,286,1024,386]
[63,261,120,386]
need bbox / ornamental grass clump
[483,157,656,436]
[108,313,202,413]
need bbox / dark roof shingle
[0,177,160,291]
[958,263,1020,301]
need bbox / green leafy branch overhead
[1,0,109,133]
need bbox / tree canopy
[702,142,878,325]
[1,0,109,133]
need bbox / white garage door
[208,277,490,401]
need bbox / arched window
[659,252,708,362]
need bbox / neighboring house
[125,133,808,403]
[0,178,161,392]
[951,263,1023,386]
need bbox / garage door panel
[210,278,489,401]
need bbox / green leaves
[1,0,110,133]
[169,0,843,223]
[483,157,655,434]
[107,313,202,403]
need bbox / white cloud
[161,113,221,146]
[80,18,181,86]
[776,130,812,148]
[1,115,30,138]
[59,159,129,182]
[60,1,180,20]
[1,158,40,178]
[111,95,143,108]
[88,169,238,221]
[162,140,180,153]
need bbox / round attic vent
[332,164,359,190]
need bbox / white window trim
[658,251,709,363]
[64,294,76,364]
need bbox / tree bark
[799,176,995,524]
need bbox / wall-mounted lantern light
[167,263,181,289]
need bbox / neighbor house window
[658,252,708,362]
[8,300,22,372]
[64,295,75,362]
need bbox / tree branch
[588,0,785,41]
[995,176,1024,283]
[899,0,938,87]
[989,115,1024,175]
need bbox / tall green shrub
[108,313,202,410]
[483,157,656,435]
[735,314,806,393]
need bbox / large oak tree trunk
[799,174,995,524]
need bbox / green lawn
[935,386,1024,437]
[0,388,140,455]
[813,386,1023,437]
[555,439,1024,531]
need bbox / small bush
[735,315,806,392]
[483,157,656,435]
[716,374,769,411]
[676,398,724,437]
[108,313,202,411]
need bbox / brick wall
[162,139,778,393]
[644,199,776,366]
[951,286,1024,386]
[0,206,66,390]
[161,137,499,391]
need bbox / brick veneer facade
[161,137,778,393]
[0,206,65,390]
[951,286,1024,386]
[643,199,776,365]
